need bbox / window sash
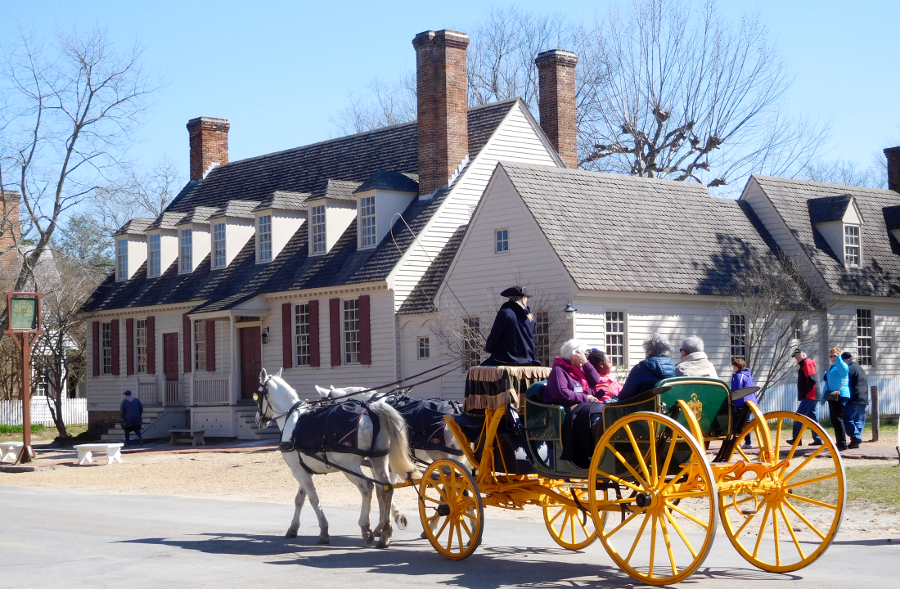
[213,223,226,267]
[844,225,860,266]
[149,234,161,276]
[360,197,376,248]
[311,205,326,254]
[605,311,626,365]
[181,229,193,272]
[259,215,272,261]
[101,322,112,374]
[856,309,873,366]
[136,319,147,374]
[729,314,747,360]
[534,310,550,366]
[117,240,128,279]
[418,336,430,359]
[343,299,361,364]
[495,229,508,253]
[295,304,310,366]
[194,320,207,371]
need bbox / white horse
[256,369,418,548]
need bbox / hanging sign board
[9,294,39,331]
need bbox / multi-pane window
[730,314,747,360]
[116,240,128,280]
[101,322,112,375]
[311,205,326,254]
[213,223,226,267]
[463,317,481,369]
[258,215,272,261]
[844,225,860,267]
[194,320,207,371]
[181,228,193,272]
[534,310,550,366]
[791,319,802,342]
[149,234,161,276]
[857,309,873,366]
[136,319,148,374]
[495,229,509,253]
[605,311,626,366]
[418,336,430,359]
[360,196,376,248]
[295,303,310,366]
[343,299,361,364]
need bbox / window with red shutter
[183,314,191,373]
[126,319,135,375]
[359,295,371,365]
[309,300,320,367]
[147,316,156,374]
[92,321,100,376]
[111,319,120,376]
[330,298,341,367]
[206,320,216,372]
[282,302,292,369]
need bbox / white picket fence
[0,397,88,426]
[759,376,900,420]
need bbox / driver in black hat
[482,286,538,366]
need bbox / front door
[239,326,262,400]
[163,333,179,381]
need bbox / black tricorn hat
[501,285,531,298]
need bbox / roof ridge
[752,173,896,195]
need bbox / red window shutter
[309,300,320,367]
[359,295,371,365]
[183,314,192,373]
[110,319,120,376]
[147,316,156,374]
[330,298,341,367]
[206,320,216,372]
[126,319,135,375]
[281,302,293,369]
[92,321,100,376]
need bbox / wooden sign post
[4,292,44,464]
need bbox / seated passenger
[618,333,677,402]
[544,339,603,467]
[587,348,620,403]
[674,335,719,378]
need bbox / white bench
[169,429,206,447]
[74,443,124,465]
[0,441,24,463]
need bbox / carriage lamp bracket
[262,327,269,344]
[564,301,577,320]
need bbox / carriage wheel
[543,487,598,550]
[720,410,845,573]
[588,412,717,586]
[417,458,484,560]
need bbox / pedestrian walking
[788,348,823,446]
[823,347,851,451]
[730,358,756,447]
[841,351,868,449]
[120,390,144,446]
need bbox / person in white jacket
[675,336,719,379]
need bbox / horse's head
[255,367,298,427]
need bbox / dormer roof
[252,191,308,212]
[354,170,419,194]
[113,218,154,237]
[178,206,219,226]
[307,179,362,202]
[210,200,262,220]
[883,206,900,231]
[808,194,862,224]
[147,211,188,231]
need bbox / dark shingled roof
[210,200,262,220]
[307,180,362,202]
[398,224,467,314]
[114,218,154,236]
[180,206,219,225]
[253,191,308,212]
[354,170,419,194]
[498,163,778,296]
[807,194,856,224]
[882,205,900,231]
[147,211,187,231]
[750,175,900,297]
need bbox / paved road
[1,485,897,588]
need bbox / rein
[325,360,459,402]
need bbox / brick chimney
[187,117,230,181]
[413,30,470,197]
[535,50,578,169]
[885,146,900,192]
[0,189,21,269]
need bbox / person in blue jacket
[823,347,851,451]
[618,333,677,402]
[731,358,756,447]
[120,390,144,446]
[482,286,537,366]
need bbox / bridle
[253,376,305,430]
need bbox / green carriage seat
[523,381,588,477]
[655,377,732,439]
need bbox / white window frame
[194,320,207,371]
[258,215,272,262]
[534,310,550,366]
[856,308,874,366]
[311,205,326,255]
[605,311,626,366]
[295,303,310,366]
[343,299,361,364]
[149,234,161,276]
[213,223,226,268]
[417,336,430,360]
[116,240,128,281]
[360,196,376,249]
[729,314,747,360]
[495,228,509,254]
[101,322,113,375]
[180,228,193,272]
[136,319,148,374]
[844,224,860,267]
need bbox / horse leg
[342,468,375,546]
[287,453,330,544]
[285,485,306,538]
[370,456,394,549]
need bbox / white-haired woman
[544,339,603,467]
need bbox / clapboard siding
[398,314,445,399]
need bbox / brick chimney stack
[413,30,470,197]
[535,50,578,169]
[187,117,230,181]
[885,146,900,193]
[0,189,21,269]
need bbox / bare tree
[329,75,417,135]
[801,156,888,189]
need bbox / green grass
[0,424,46,434]
[0,423,88,443]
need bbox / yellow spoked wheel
[418,458,484,560]
[720,410,845,573]
[543,487,598,550]
[588,412,718,586]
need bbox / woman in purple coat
[544,339,602,467]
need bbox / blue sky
[3,0,898,184]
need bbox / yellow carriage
[415,367,845,586]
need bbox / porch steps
[235,407,280,440]
[99,407,167,442]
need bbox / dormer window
[360,196,376,248]
[149,234,161,276]
[213,223,226,268]
[181,228,193,272]
[311,205,326,255]
[844,225,860,266]
[116,240,128,281]
[258,215,272,262]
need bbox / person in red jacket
[788,348,823,446]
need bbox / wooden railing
[138,382,160,406]
[165,381,183,406]
[194,377,230,405]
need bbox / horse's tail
[369,401,418,478]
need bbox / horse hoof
[396,515,408,530]
[373,526,383,538]
[317,536,330,545]
[363,531,375,546]
[377,537,391,549]
[285,530,298,538]
[420,530,428,539]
